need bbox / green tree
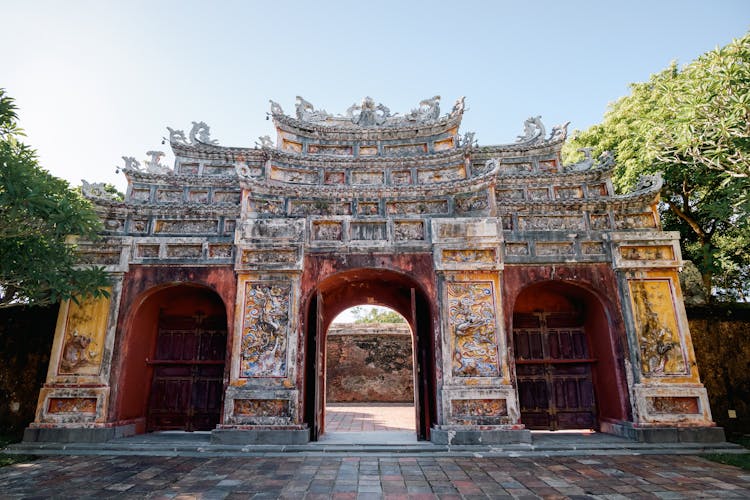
[0,89,110,308]
[563,33,750,300]
[350,306,406,324]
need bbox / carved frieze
[240,282,291,378]
[454,193,489,213]
[615,212,658,230]
[505,243,529,256]
[535,242,575,256]
[270,166,318,184]
[241,249,298,265]
[647,396,699,414]
[48,398,97,414]
[620,245,675,261]
[443,249,496,264]
[248,197,286,216]
[394,221,425,241]
[518,215,583,231]
[154,219,218,234]
[391,170,412,185]
[351,170,384,185]
[313,222,343,241]
[629,279,687,376]
[233,398,289,417]
[387,200,449,216]
[451,398,507,425]
[384,143,428,156]
[166,244,202,258]
[417,165,465,184]
[447,282,501,377]
[290,201,352,216]
[357,201,380,216]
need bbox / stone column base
[601,420,726,443]
[23,423,136,443]
[430,427,531,445]
[211,427,309,445]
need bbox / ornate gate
[147,312,226,431]
[513,312,597,430]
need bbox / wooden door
[514,312,597,430]
[313,291,324,439]
[147,312,226,431]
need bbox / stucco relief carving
[454,194,488,213]
[447,282,501,377]
[189,121,219,145]
[234,398,288,417]
[295,96,332,122]
[57,294,110,375]
[240,283,291,377]
[313,222,343,241]
[60,331,98,373]
[451,398,507,425]
[443,249,496,264]
[346,96,392,126]
[394,221,424,240]
[629,280,687,376]
[516,116,545,143]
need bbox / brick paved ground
[1,453,749,499]
[326,404,416,432]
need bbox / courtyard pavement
[1,452,749,498]
[3,405,748,498]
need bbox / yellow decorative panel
[620,245,674,261]
[58,291,112,375]
[628,279,687,376]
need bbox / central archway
[302,267,437,441]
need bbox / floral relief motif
[447,282,501,377]
[48,397,97,414]
[240,283,291,377]
[233,398,288,417]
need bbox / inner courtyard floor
[1,453,748,498]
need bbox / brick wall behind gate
[688,305,750,437]
[326,323,414,403]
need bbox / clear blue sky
[1,1,747,192]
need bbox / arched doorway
[115,284,229,432]
[303,268,436,441]
[511,281,626,431]
[325,307,416,436]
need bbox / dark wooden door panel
[514,312,597,430]
[147,312,227,432]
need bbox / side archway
[111,280,231,433]
[510,280,629,430]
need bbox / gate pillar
[430,218,530,444]
[609,231,724,442]
[25,238,131,442]
[212,217,309,444]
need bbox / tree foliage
[350,306,406,324]
[563,33,750,300]
[0,89,110,308]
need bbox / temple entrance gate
[28,95,721,445]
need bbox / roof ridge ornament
[404,95,440,124]
[346,96,392,126]
[81,179,119,201]
[189,121,219,145]
[516,116,546,143]
[295,96,332,122]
